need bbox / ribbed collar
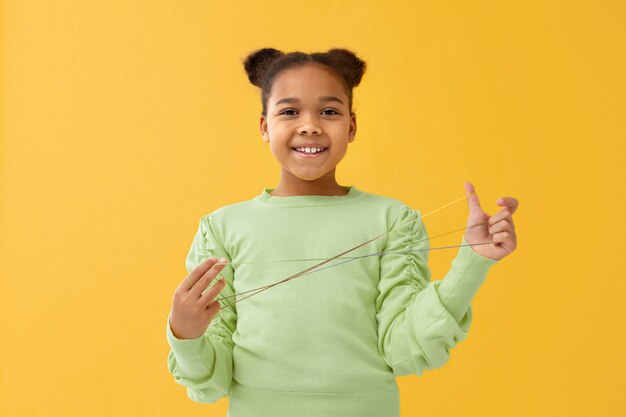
[255,185,364,207]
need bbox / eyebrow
[274,96,344,106]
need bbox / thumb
[464,181,482,214]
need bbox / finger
[488,209,514,227]
[464,181,482,214]
[200,276,228,307]
[205,298,222,320]
[493,230,517,253]
[179,257,218,292]
[190,258,228,298]
[492,231,514,246]
[496,196,519,215]
[488,219,515,235]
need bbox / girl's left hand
[463,181,519,261]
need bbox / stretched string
[217,220,489,311]
[208,191,482,312]
[219,240,494,311]
[218,220,487,300]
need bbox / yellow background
[1,1,624,416]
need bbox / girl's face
[259,63,357,185]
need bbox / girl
[166,48,519,417]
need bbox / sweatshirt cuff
[457,236,500,270]
[436,237,499,322]
[451,236,499,285]
[166,314,216,376]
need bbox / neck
[271,168,348,196]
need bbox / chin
[295,175,324,182]
[286,166,335,182]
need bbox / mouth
[291,146,328,158]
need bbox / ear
[259,115,269,143]
[348,112,357,143]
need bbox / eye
[279,109,297,116]
[322,109,340,115]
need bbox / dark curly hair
[242,47,367,117]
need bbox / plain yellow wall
[1,1,624,416]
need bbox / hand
[463,181,519,261]
[169,257,229,340]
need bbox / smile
[292,147,328,158]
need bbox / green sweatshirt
[166,185,498,417]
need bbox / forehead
[269,64,348,104]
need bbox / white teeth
[295,147,325,154]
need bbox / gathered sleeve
[166,214,237,403]
[376,206,498,377]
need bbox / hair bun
[243,48,284,87]
[312,48,367,88]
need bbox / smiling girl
[166,48,519,417]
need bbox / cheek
[333,141,349,156]
[335,148,348,161]
[269,140,288,158]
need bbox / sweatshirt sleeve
[166,214,238,403]
[376,206,498,377]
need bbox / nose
[297,115,322,136]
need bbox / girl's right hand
[169,257,229,340]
